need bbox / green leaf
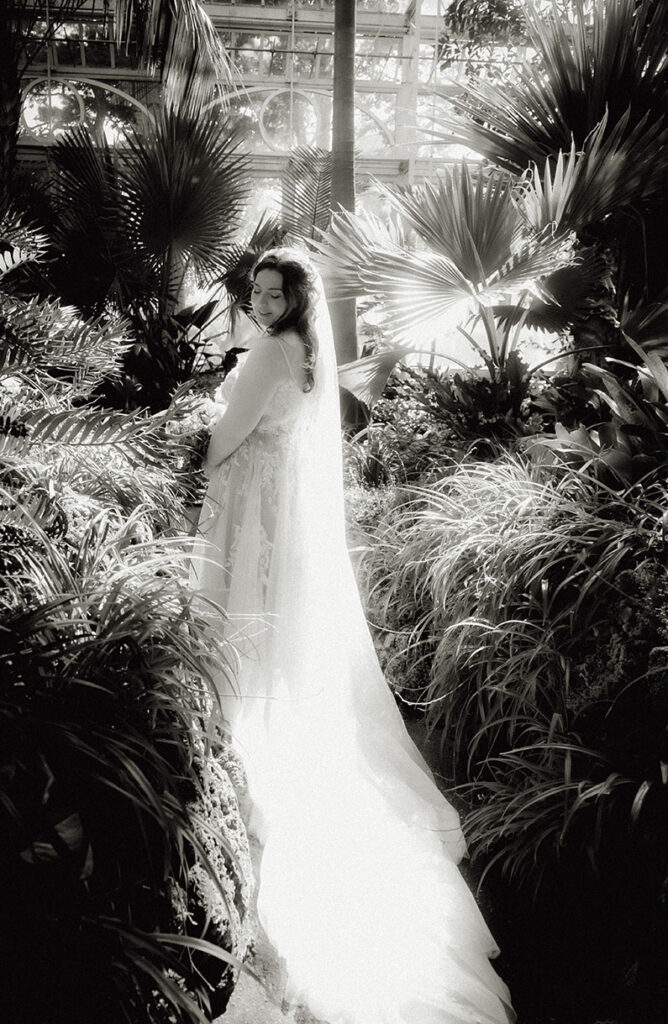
[337,347,408,408]
[282,146,333,241]
[23,408,158,462]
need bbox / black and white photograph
[1,1,666,1023]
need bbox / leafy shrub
[345,358,551,489]
[360,453,668,1020]
[405,356,548,445]
[529,350,668,487]
[0,219,252,1024]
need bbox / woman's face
[251,268,288,327]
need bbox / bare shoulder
[275,328,307,364]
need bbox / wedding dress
[191,289,515,1024]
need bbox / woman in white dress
[191,248,515,1024]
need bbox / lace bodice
[254,377,308,439]
[215,341,308,445]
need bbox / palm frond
[47,126,144,313]
[379,164,521,284]
[520,112,668,234]
[282,146,333,241]
[0,245,30,279]
[0,293,128,392]
[160,0,237,112]
[122,110,249,283]
[22,408,159,463]
[311,209,474,328]
[493,250,611,333]
[0,341,32,375]
[428,0,668,172]
[113,0,236,112]
[313,206,573,339]
[337,347,409,408]
[0,206,49,280]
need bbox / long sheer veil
[197,260,515,1024]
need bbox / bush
[0,219,252,1024]
[344,359,551,490]
[359,453,668,1021]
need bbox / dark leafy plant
[528,333,668,487]
[359,453,668,1020]
[432,0,668,172]
[24,107,249,411]
[0,512,248,1024]
[0,215,253,1024]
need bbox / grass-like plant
[361,453,668,1018]
[363,454,667,817]
[0,512,246,1023]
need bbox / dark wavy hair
[251,247,319,392]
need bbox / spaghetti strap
[275,336,297,383]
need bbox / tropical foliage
[16,101,249,412]
[358,454,668,1020]
[334,2,668,1020]
[314,0,668,435]
[0,219,252,1024]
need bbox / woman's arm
[204,337,287,471]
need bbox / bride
[191,247,515,1024]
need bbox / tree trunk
[330,0,357,369]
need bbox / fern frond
[23,408,159,463]
[282,147,333,241]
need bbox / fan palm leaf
[379,164,522,285]
[313,202,573,338]
[46,128,147,313]
[429,0,668,172]
[519,112,668,235]
[121,109,249,294]
[493,250,611,334]
[42,107,250,316]
[337,347,411,408]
